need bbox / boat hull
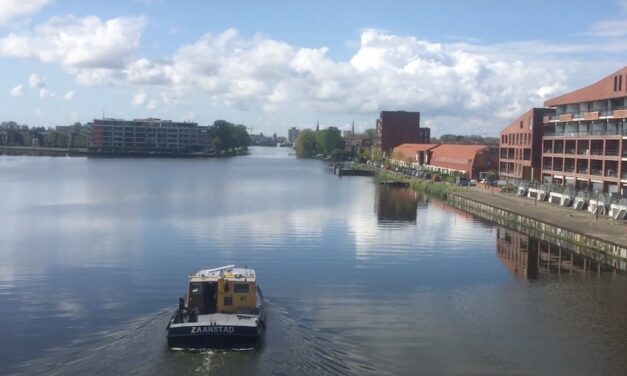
[167,323,262,349]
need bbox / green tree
[315,127,345,156]
[294,129,318,158]
[209,120,250,153]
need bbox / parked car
[469,179,478,186]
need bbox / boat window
[190,283,202,295]
[224,296,233,306]
[234,283,249,293]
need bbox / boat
[166,265,265,349]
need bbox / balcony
[606,149,619,156]
[543,164,553,170]
[577,168,588,174]
[590,149,604,156]
[606,170,618,178]
[564,167,575,173]
[623,172,627,180]
[566,148,576,154]
[590,169,602,176]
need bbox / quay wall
[448,194,627,270]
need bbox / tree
[315,127,345,156]
[209,120,250,153]
[294,129,318,158]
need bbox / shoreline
[366,165,627,266]
[0,145,248,158]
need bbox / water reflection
[496,227,618,280]
[374,186,418,223]
[1,149,626,376]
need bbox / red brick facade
[499,108,554,182]
[375,111,430,153]
[541,66,627,195]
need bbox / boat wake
[7,300,397,376]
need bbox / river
[0,147,625,375]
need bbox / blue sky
[2,0,627,137]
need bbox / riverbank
[0,145,248,158]
[368,166,626,264]
[449,186,627,266]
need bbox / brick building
[540,66,627,196]
[499,108,554,183]
[375,111,430,154]
[390,143,498,179]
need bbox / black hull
[167,324,262,349]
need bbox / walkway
[452,184,627,249]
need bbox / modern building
[390,143,498,179]
[499,108,554,183]
[375,111,430,154]
[88,118,211,155]
[540,66,627,196]
[288,127,299,144]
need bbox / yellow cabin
[186,266,258,315]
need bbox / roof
[500,107,553,135]
[544,65,627,107]
[189,265,256,283]
[391,143,439,159]
[429,144,495,171]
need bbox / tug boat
[166,265,265,349]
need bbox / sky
[1,0,627,137]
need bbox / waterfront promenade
[453,184,627,252]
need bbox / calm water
[0,147,626,376]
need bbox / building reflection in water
[374,185,419,223]
[496,227,616,280]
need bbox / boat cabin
[186,266,257,315]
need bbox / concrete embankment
[449,189,627,269]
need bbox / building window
[614,75,618,91]
[234,283,249,293]
[224,296,233,306]
[519,121,523,129]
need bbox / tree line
[208,120,250,154]
[294,127,346,160]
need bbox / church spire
[316,121,319,132]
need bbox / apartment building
[499,108,554,183]
[540,66,627,196]
[88,118,211,155]
[375,111,430,154]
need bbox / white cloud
[29,73,45,88]
[146,99,157,110]
[39,88,51,99]
[131,91,157,110]
[0,15,146,71]
[63,90,74,100]
[4,15,627,135]
[581,19,627,37]
[132,91,148,106]
[9,84,24,96]
[0,0,51,25]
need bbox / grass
[374,170,458,200]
